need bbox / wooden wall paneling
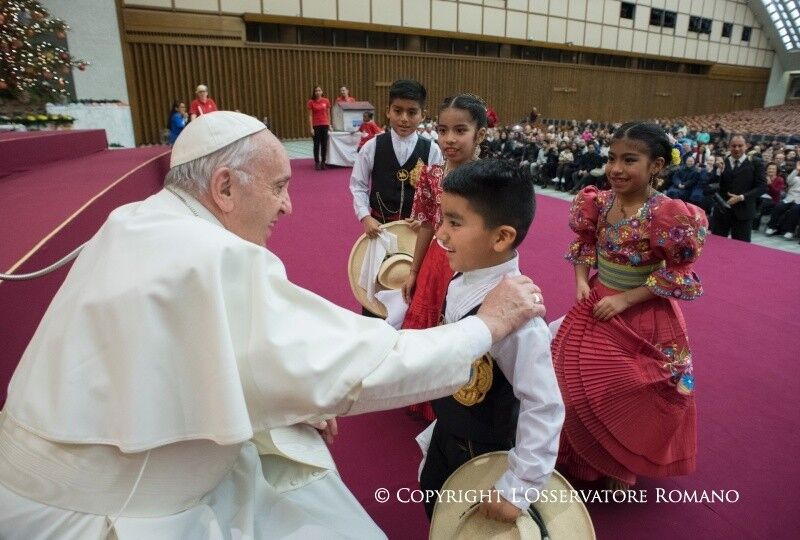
[122,40,771,145]
[160,44,172,128]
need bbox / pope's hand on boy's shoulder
[477,275,545,342]
[478,491,522,523]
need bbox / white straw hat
[348,221,417,317]
[430,452,595,540]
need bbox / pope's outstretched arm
[246,267,543,429]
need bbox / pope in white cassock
[0,112,545,539]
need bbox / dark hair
[439,94,488,129]
[443,159,535,249]
[310,85,325,100]
[612,122,671,165]
[388,79,427,108]
[167,100,183,129]
[363,111,374,120]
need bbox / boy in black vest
[349,79,443,238]
[419,159,564,522]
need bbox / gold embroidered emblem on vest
[409,158,425,188]
[396,168,410,182]
[452,354,494,406]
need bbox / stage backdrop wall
[120,8,770,144]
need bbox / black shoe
[314,162,321,170]
[321,163,327,170]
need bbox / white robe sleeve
[346,317,491,415]
[243,258,491,427]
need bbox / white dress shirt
[718,153,748,176]
[445,255,565,511]
[350,129,443,221]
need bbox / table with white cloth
[326,131,362,167]
[45,102,136,148]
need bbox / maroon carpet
[270,160,800,539]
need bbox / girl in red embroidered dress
[551,122,709,490]
[401,94,488,422]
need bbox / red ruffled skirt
[402,239,452,422]
[551,279,697,485]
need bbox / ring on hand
[533,293,541,304]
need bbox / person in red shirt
[189,84,218,120]
[357,111,382,151]
[336,86,356,104]
[307,85,331,170]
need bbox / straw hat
[348,221,417,317]
[430,452,595,540]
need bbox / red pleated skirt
[551,278,697,485]
[402,239,452,422]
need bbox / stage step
[0,130,109,178]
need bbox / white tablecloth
[45,103,135,148]
[327,131,362,167]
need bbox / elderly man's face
[230,131,292,246]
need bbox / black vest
[369,132,432,221]
[432,304,519,444]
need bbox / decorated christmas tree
[0,0,88,102]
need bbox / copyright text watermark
[374,487,740,505]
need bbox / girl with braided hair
[552,122,709,491]
[401,94,488,422]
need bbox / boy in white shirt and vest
[419,159,564,523]
[349,79,443,236]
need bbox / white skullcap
[170,111,266,168]
[196,84,208,92]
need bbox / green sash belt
[597,256,664,291]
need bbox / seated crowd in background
[472,116,799,243]
[481,122,612,195]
